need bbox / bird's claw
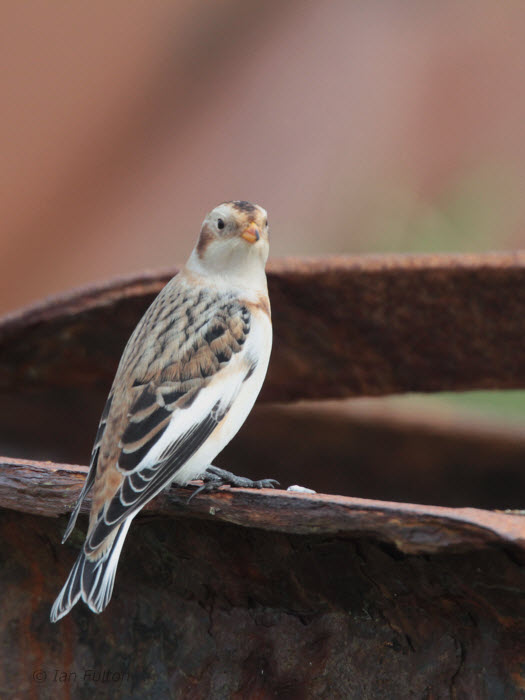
[188,465,279,502]
[250,478,280,489]
[187,480,219,503]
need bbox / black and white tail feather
[50,519,132,622]
[50,396,118,621]
[50,394,242,621]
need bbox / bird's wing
[84,284,259,556]
[62,393,114,542]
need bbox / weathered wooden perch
[2,253,525,698]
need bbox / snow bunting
[51,200,276,622]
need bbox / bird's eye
[265,219,269,227]
[217,218,225,230]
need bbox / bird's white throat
[186,240,268,294]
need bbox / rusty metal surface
[1,455,525,554]
[2,252,525,408]
[3,251,525,471]
[2,505,525,698]
[3,253,525,697]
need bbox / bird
[50,200,277,622]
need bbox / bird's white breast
[135,303,272,486]
[172,308,272,484]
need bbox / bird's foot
[188,465,279,502]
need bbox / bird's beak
[241,224,260,244]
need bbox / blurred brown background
[3,1,525,311]
[2,1,525,421]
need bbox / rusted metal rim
[2,252,525,402]
[1,456,524,555]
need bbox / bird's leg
[205,464,280,490]
[188,464,279,502]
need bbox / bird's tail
[50,518,132,622]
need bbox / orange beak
[241,223,260,244]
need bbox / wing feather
[61,393,113,542]
[111,296,251,475]
[85,399,228,554]
[81,283,256,554]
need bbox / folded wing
[79,286,256,555]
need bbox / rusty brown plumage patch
[245,294,271,319]
[196,224,215,259]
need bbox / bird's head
[188,201,269,286]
